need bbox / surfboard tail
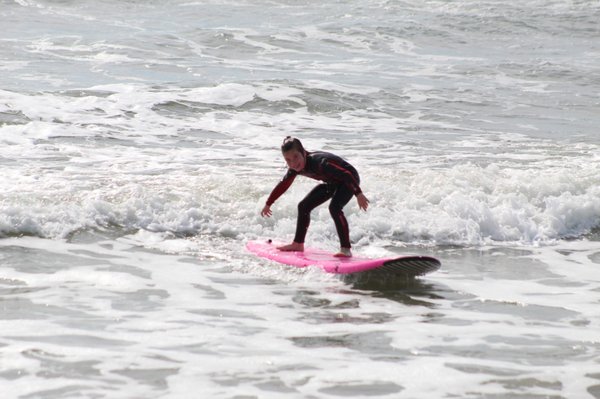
[379,256,441,278]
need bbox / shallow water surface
[2,235,600,398]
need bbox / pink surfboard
[246,240,440,278]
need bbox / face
[283,149,305,171]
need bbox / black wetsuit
[266,151,362,248]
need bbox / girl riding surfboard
[261,136,370,257]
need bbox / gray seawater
[2,0,600,398]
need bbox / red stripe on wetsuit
[266,151,361,206]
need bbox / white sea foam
[2,80,600,247]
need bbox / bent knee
[329,204,344,216]
[298,200,313,214]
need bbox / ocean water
[2,0,600,397]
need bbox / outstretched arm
[261,204,272,217]
[356,192,369,211]
[261,170,297,217]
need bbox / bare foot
[333,248,352,258]
[277,242,304,252]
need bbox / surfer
[261,136,370,257]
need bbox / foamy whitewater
[2,0,600,398]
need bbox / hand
[261,204,272,217]
[356,193,369,211]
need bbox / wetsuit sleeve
[320,160,362,195]
[266,169,297,206]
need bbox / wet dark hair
[281,136,305,154]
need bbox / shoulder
[310,151,348,167]
[305,151,329,170]
[308,151,336,163]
